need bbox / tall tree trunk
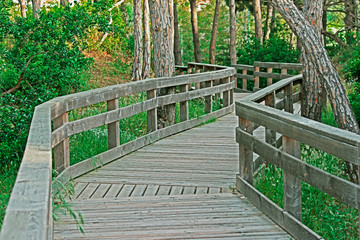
[253,0,263,44]
[270,0,360,184]
[344,0,358,44]
[20,0,27,18]
[32,0,40,19]
[133,0,143,80]
[229,0,236,65]
[322,0,327,46]
[174,0,182,65]
[263,2,274,42]
[149,0,175,127]
[168,0,174,50]
[60,0,68,7]
[190,0,201,62]
[209,0,221,64]
[301,0,326,122]
[143,0,151,79]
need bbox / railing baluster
[180,84,189,121]
[195,65,201,89]
[267,67,273,86]
[283,81,301,220]
[242,69,247,90]
[54,112,69,172]
[147,89,157,132]
[254,65,260,90]
[222,77,230,107]
[107,99,120,149]
[205,80,213,114]
[187,64,193,90]
[265,91,276,147]
[239,118,254,185]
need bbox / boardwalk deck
[54,94,293,239]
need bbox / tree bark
[344,0,359,44]
[264,1,274,42]
[209,0,221,64]
[133,0,143,81]
[301,0,326,122]
[32,0,40,19]
[174,0,182,65]
[253,0,263,44]
[20,0,27,18]
[229,0,236,65]
[143,0,151,79]
[149,0,176,127]
[60,0,68,7]
[168,0,174,50]
[270,0,360,183]
[190,0,201,62]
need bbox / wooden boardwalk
[54,99,292,239]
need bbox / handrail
[232,61,302,92]
[235,74,360,239]
[0,63,236,240]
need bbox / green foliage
[237,35,299,65]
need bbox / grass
[254,106,359,240]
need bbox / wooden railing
[235,74,360,239]
[233,61,302,92]
[0,63,235,240]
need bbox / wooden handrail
[235,74,360,239]
[0,63,236,240]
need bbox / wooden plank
[236,73,254,80]
[239,118,254,185]
[117,184,135,198]
[183,186,196,194]
[180,84,189,122]
[156,185,171,195]
[130,184,147,197]
[267,67,273,86]
[143,185,159,196]
[236,102,360,165]
[77,183,99,199]
[232,64,254,71]
[169,186,183,195]
[103,184,124,198]
[205,80,213,114]
[196,186,208,194]
[209,187,221,194]
[107,99,120,149]
[254,61,302,70]
[254,71,293,80]
[254,66,260,89]
[236,128,360,209]
[91,183,111,198]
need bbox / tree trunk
[174,0,182,65]
[270,0,360,184]
[322,0,327,46]
[168,0,174,50]
[344,0,358,44]
[301,0,326,122]
[190,0,201,62]
[32,0,40,19]
[60,0,68,7]
[133,0,143,81]
[253,0,263,44]
[264,2,274,42]
[209,0,221,64]
[143,0,151,79]
[20,0,27,18]
[229,0,236,65]
[149,0,175,128]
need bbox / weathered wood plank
[107,99,120,149]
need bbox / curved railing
[236,74,360,239]
[0,63,236,240]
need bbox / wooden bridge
[1,62,360,240]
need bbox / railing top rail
[254,61,302,70]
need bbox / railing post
[195,65,201,89]
[242,69,247,90]
[254,64,260,90]
[180,84,189,121]
[281,68,288,79]
[107,99,120,149]
[267,67,273,86]
[283,81,302,221]
[205,80,213,114]
[187,64,193,90]
[147,89,157,132]
[239,118,254,185]
[54,112,69,172]
[265,91,276,147]
[222,77,230,107]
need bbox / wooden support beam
[242,69,247,90]
[267,67,273,86]
[147,89,157,133]
[222,77,230,107]
[53,112,69,172]
[180,84,189,121]
[205,80,213,114]
[239,118,254,185]
[107,99,120,149]
[254,66,260,90]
